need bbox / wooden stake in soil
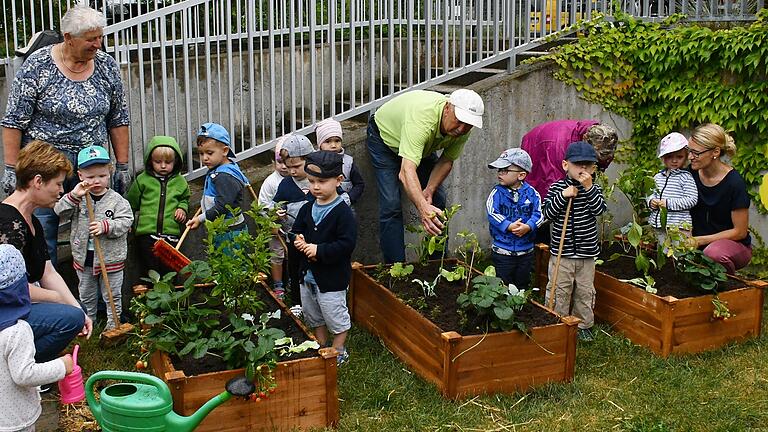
[84,193,134,343]
[547,197,573,310]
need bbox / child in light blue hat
[0,244,73,431]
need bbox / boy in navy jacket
[486,148,542,290]
[292,151,357,367]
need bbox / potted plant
[132,203,339,431]
[350,207,580,399]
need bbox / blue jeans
[492,251,534,291]
[366,114,446,263]
[27,302,85,362]
[34,148,80,267]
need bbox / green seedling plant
[615,217,658,292]
[454,230,484,292]
[457,266,531,332]
[388,262,414,289]
[413,275,440,298]
[440,265,466,282]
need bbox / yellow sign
[760,173,768,209]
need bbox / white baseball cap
[658,132,688,158]
[448,89,484,129]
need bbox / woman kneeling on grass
[687,123,751,274]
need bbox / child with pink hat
[647,132,698,235]
[314,118,365,208]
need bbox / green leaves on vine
[538,12,768,212]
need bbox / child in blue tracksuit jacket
[186,123,249,248]
[486,148,543,290]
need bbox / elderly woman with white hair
[1,5,130,265]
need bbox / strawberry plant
[457,266,532,332]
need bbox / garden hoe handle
[85,193,121,329]
[176,207,202,251]
[547,197,573,310]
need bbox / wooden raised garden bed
[349,261,580,399]
[148,284,339,432]
[534,244,767,357]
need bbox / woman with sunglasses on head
[687,123,751,273]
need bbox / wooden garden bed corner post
[441,332,462,399]
[319,347,340,427]
[660,297,677,358]
[750,279,768,337]
[350,262,363,319]
[559,316,580,381]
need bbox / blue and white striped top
[647,168,698,229]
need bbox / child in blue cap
[186,123,250,248]
[542,141,606,342]
[0,244,73,431]
[54,145,134,332]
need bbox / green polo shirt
[374,90,469,166]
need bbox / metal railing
[0,0,763,179]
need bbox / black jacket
[292,200,357,292]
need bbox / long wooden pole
[85,193,121,329]
[547,198,573,310]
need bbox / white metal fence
[0,0,764,179]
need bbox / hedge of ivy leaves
[535,9,768,213]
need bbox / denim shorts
[299,282,351,335]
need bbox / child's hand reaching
[562,185,579,198]
[88,221,105,236]
[186,218,202,230]
[174,208,187,223]
[507,219,531,237]
[61,354,74,375]
[71,181,90,199]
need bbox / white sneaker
[289,305,303,318]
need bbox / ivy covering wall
[537,9,768,212]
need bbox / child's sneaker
[336,349,349,367]
[272,282,285,300]
[577,328,594,342]
[289,304,303,318]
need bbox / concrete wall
[344,61,768,264]
[346,61,635,264]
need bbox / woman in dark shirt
[0,141,92,362]
[688,124,751,274]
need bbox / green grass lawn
[72,301,768,432]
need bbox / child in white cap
[647,132,698,236]
[0,244,73,432]
[486,148,543,290]
[258,135,291,297]
[314,118,365,208]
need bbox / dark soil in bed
[171,284,317,376]
[598,242,745,298]
[366,261,559,335]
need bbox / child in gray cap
[486,148,543,290]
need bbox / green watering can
[86,371,255,432]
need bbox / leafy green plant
[536,11,768,214]
[616,218,658,292]
[205,202,278,312]
[406,204,462,266]
[457,266,532,332]
[440,265,466,282]
[454,230,483,291]
[412,275,440,298]
[388,262,414,289]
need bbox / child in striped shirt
[543,141,606,342]
[648,132,698,236]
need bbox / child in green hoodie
[126,136,191,278]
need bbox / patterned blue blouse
[1,46,130,154]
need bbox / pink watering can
[58,344,85,404]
